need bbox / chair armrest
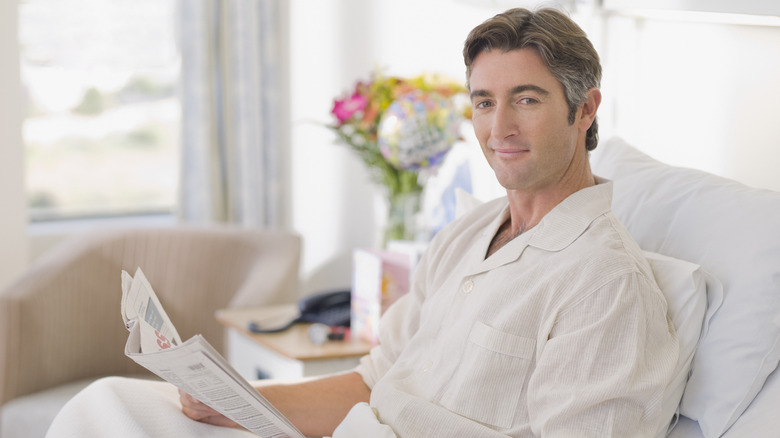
[0,239,145,406]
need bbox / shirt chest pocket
[438,321,536,429]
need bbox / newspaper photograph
[121,268,304,438]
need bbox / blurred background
[2,0,779,295]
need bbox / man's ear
[578,88,601,131]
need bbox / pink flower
[332,92,368,124]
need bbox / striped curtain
[177,0,287,228]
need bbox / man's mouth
[492,147,530,158]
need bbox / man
[182,7,679,437]
[50,7,680,438]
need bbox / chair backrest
[0,226,301,406]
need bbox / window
[19,0,181,221]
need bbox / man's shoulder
[570,212,655,284]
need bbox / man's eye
[474,101,492,109]
[519,97,538,105]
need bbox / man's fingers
[179,390,215,419]
[178,388,241,428]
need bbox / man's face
[469,48,586,193]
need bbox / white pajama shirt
[355,181,680,437]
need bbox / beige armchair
[0,225,301,438]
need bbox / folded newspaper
[121,267,304,438]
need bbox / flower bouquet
[329,71,469,244]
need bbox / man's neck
[487,168,596,258]
[486,217,521,258]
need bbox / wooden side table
[216,305,374,381]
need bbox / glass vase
[383,189,422,246]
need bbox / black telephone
[248,289,351,333]
[296,289,351,327]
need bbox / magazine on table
[121,267,304,438]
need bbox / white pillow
[591,137,780,437]
[454,188,711,430]
[643,251,715,431]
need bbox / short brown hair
[463,8,602,151]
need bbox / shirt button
[462,280,474,294]
[421,361,433,372]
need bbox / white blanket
[46,377,396,438]
[46,377,257,438]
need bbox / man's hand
[179,389,242,428]
[179,371,370,436]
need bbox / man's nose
[491,104,518,140]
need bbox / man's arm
[528,273,678,437]
[180,371,371,437]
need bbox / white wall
[597,12,780,192]
[0,0,29,289]
[288,0,376,294]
